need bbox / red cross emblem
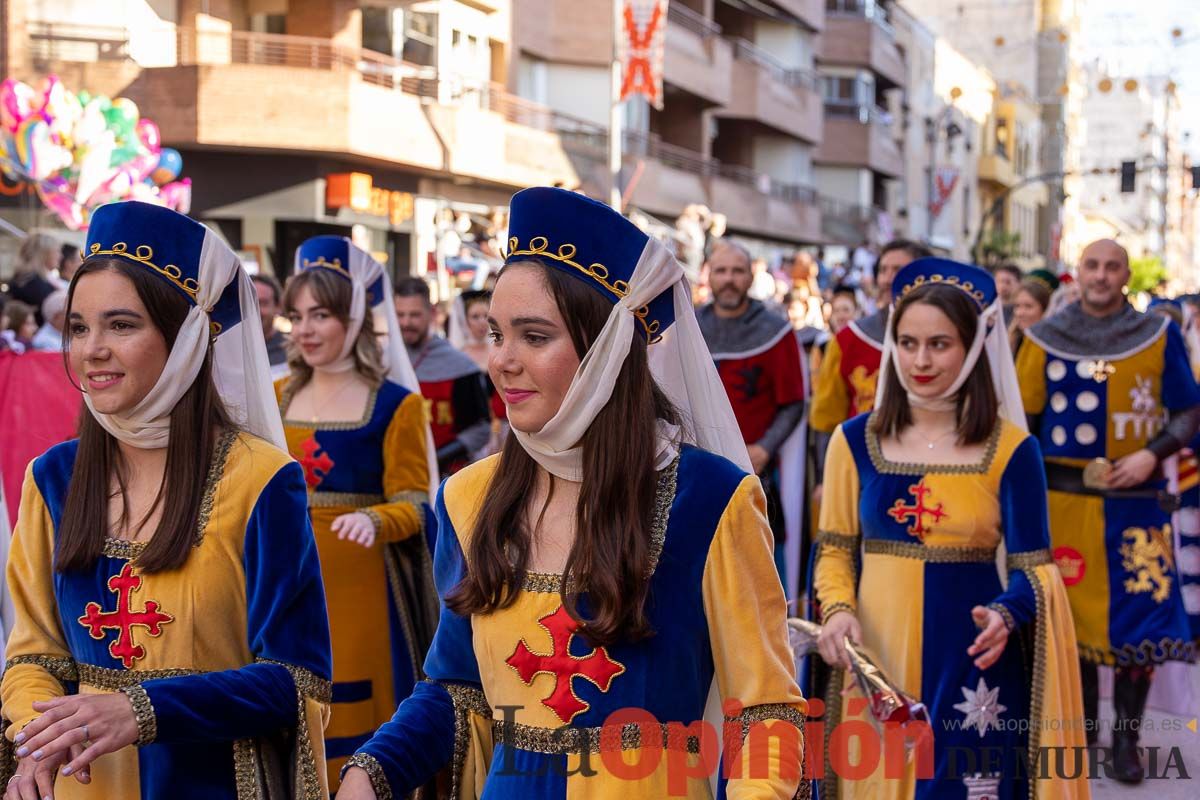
[298,436,334,489]
[78,563,174,668]
[886,479,948,541]
[619,2,665,106]
[506,606,626,724]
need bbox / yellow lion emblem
[1119,526,1175,604]
[849,366,878,413]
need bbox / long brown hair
[57,258,234,573]
[281,268,385,391]
[871,283,998,445]
[446,262,680,647]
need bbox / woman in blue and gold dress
[279,236,438,791]
[813,259,1088,800]
[338,187,807,799]
[1,201,331,799]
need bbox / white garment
[512,236,752,482]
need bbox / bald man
[1016,239,1200,782]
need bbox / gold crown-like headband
[300,255,352,281]
[87,241,224,336]
[506,235,663,342]
[899,273,988,308]
[88,241,198,302]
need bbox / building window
[401,10,438,67]
[994,117,1009,160]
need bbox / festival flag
[619,0,669,109]
[929,166,960,218]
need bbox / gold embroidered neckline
[520,455,680,593]
[279,382,380,431]
[100,429,236,560]
[865,414,1002,476]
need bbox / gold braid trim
[255,659,330,800]
[79,663,197,689]
[1077,637,1198,666]
[492,719,704,755]
[821,667,845,800]
[861,539,996,563]
[360,507,385,534]
[121,684,157,745]
[1025,569,1047,800]
[308,491,384,508]
[815,530,858,551]
[507,235,663,341]
[232,738,263,800]
[1007,549,1053,570]
[343,753,392,800]
[819,602,856,623]
[865,417,1002,475]
[4,655,77,683]
[101,538,148,560]
[444,682,490,800]
[280,384,380,430]
[383,547,425,682]
[987,602,1017,632]
[388,490,430,507]
[87,241,200,301]
[724,704,809,800]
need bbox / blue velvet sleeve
[989,436,1050,627]
[353,481,481,794]
[1162,322,1200,411]
[142,461,333,744]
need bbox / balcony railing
[623,131,817,203]
[667,3,722,39]
[24,23,821,207]
[826,1,896,37]
[823,101,893,127]
[729,38,819,91]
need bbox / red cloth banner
[0,352,81,528]
[929,166,960,219]
[619,0,669,109]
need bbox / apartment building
[511,0,827,255]
[813,0,907,249]
[0,0,591,277]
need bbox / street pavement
[1089,709,1199,799]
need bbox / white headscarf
[873,262,1027,431]
[511,236,752,481]
[84,223,285,450]
[295,240,438,497]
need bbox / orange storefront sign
[325,172,414,227]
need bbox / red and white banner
[619,0,669,109]
[929,166,960,218]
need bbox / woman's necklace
[912,426,957,450]
[309,375,358,423]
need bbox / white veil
[86,224,285,449]
[511,236,752,481]
[296,241,438,497]
[873,279,1027,431]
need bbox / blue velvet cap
[1148,295,1181,311]
[504,187,675,341]
[295,235,386,306]
[84,201,242,334]
[892,257,997,312]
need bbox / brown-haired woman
[812,258,1088,800]
[1,202,331,799]
[338,187,807,799]
[279,236,437,793]
[1008,270,1058,353]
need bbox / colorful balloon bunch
[0,74,191,230]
